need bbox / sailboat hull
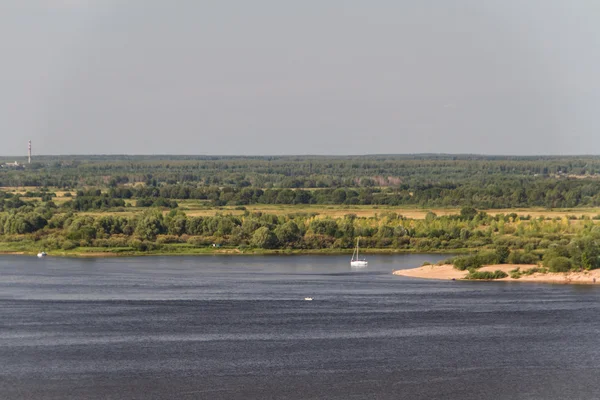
[350,237,367,267]
[350,260,368,267]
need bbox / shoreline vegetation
[2,201,600,269]
[0,207,586,257]
[394,263,600,284]
[0,248,463,258]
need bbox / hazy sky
[1,1,599,156]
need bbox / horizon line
[1,153,600,158]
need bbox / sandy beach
[394,264,600,284]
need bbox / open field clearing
[9,189,600,220]
[21,196,73,204]
[72,202,600,220]
[182,205,600,219]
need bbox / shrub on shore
[453,251,500,271]
[466,270,508,280]
[454,255,483,270]
[61,240,77,250]
[509,267,521,279]
[507,251,540,264]
[546,256,573,272]
[522,267,548,275]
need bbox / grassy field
[212,205,600,219]
[5,185,600,220]
[70,201,600,220]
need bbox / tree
[293,190,312,204]
[332,189,347,204]
[276,189,296,204]
[581,250,599,270]
[135,210,165,240]
[425,212,437,222]
[460,207,478,221]
[495,245,510,264]
[67,226,97,242]
[168,214,187,236]
[309,218,338,237]
[274,221,301,246]
[251,227,278,249]
[547,257,572,272]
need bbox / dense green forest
[2,154,600,188]
[3,181,600,209]
[2,155,600,208]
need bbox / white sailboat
[350,238,368,267]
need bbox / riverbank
[394,264,600,284]
[0,247,462,258]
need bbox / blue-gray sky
[1,1,599,155]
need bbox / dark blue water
[1,254,600,399]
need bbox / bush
[466,270,508,280]
[543,245,569,264]
[187,236,211,247]
[129,239,158,252]
[156,235,183,244]
[136,198,177,208]
[507,251,540,264]
[37,237,61,251]
[460,207,478,220]
[546,256,573,272]
[250,227,278,249]
[96,237,129,248]
[61,240,77,250]
[522,267,548,275]
[495,245,510,263]
[478,251,500,265]
[453,255,483,271]
[453,251,500,271]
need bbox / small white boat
[350,238,368,268]
[304,297,313,301]
[37,252,47,258]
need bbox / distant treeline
[2,155,600,189]
[2,177,600,210]
[67,177,600,208]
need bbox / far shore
[0,248,460,258]
[394,264,600,284]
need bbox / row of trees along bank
[1,204,600,272]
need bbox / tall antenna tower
[28,140,31,164]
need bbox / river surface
[1,254,600,399]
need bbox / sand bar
[394,264,600,284]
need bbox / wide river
[1,254,600,399]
